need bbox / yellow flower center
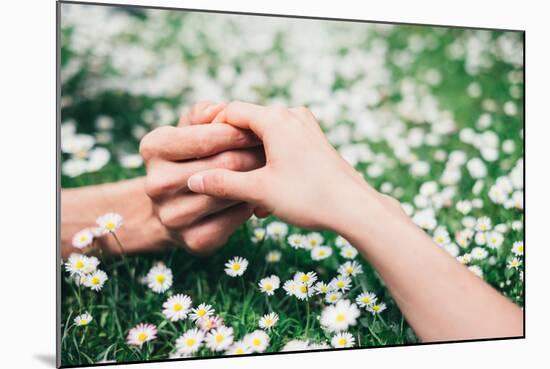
[173,303,182,312]
[265,319,273,325]
[137,332,148,342]
[265,283,273,291]
[362,297,371,304]
[197,309,206,317]
[79,235,88,242]
[79,319,88,325]
[311,240,318,246]
[235,348,245,354]
[156,274,166,284]
[75,260,84,269]
[336,313,346,322]
[319,250,326,256]
[337,281,344,288]
[338,338,347,345]
[232,264,241,271]
[372,305,380,311]
[105,222,115,230]
[215,334,224,343]
[518,245,524,252]
[185,338,196,347]
[300,285,308,293]
[91,276,100,285]
[301,275,310,282]
[330,295,337,301]
[252,338,261,346]
[346,268,353,274]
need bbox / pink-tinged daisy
[127,323,157,348]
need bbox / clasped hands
[140,101,397,255]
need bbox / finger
[187,167,265,204]
[140,123,260,162]
[178,101,226,127]
[144,147,265,198]
[179,203,254,255]
[213,101,291,139]
[157,192,238,229]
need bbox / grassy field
[60,4,524,366]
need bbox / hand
[139,102,265,254]
[186,101,386,230]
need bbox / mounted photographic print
[57,1,525,367]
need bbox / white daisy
[294,271,318,286]
[433,227,450,246]
[189,303,215,322]
[476,216,492,232]
[74,312,93,326]
[294,282,315,301]
[320,299,361,332]
[311,245,333,261]
[340,245,358,259]
[162,294,192,322]
[355,292,377,308]
[205,326,234,352]
[127,323,157,348]
[338,261,363,277]
[313,281,330,295]
[72,229,94,249]
[259,312,279,330]
[175,328,204,355]
[511,240,524,256]
[65,253,100,276]
[225,340,252,355]
[224,256,248,277]
[146,263,173,293]
[266,222,288,240]
[335,235,351,248]
[83,269,108,291]
[507,258,522,270]
[367,302,387,315]
[265,250,282,263]
[468,265,484,277]
[471,247,489,260]
[329,275,352,292]
[258,275,281,296]
[486,231,504,249]
[283,279,300,297]
[474,231,487,245]
[244,330,270,353]
[96,212,123,233]
[251,228,266,243]
[331,332,355,348]
[303,232,324,249]
[457,253,472,265]
[287,234,306,249]
[325,291,343,304]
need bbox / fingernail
[187,174,204,192]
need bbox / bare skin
[186,101,524,342]
[61,102,265,258]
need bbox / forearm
[61,177,171,258]
[330,182,523,342]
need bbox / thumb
[187,168,263,203]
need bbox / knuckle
[209,174,228,198]
[270,106,290,121]
[144,175,174,199]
